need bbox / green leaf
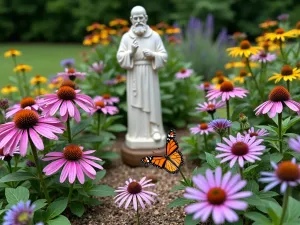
[258,191,278,199]
[47,215,71,225]
[245,212,272,224]
[70,202,85,217]
[0,172,36,183]
[5,187,30,204]
[286,197,300,222]
[87,185,115,197]
[184,214,200,225]
[205,152,219,169]
[93,170,106,183]
[283,117,300,133]
[106,124,127,132]
[73,135,103,143]
[270,153,283,163]
[98,151,119,159]
[231,103,250,120]
[266,200,281,224]
[167,198,194,208]
[170,184,185,192]
[46,198,68,220]
[33,199,47,211]
[244,165,258,175]
[245,180,259,193]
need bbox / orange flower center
[203,82,210,88]
[220,81,234,92]
[296,61,300,69]
[0,148,4,156]
[207,187,226,205]
[68,68,76,73]
[57,86,76,100]
[263,41,270,51]
[60,80,76,89]
[181,68,187,73]
[199,123,208,130]
[240,40,251,49]
[239,69,248,77]
[95,101,105,108]
[249,132,258,137]
[215,70,224,77]
[296,22,300,30]
[14,109,39,129]
[275,28,285,34]
[281,65,293,76]
[276,161,300,181]
[207,104,215,110]
[231,142,249,156]
[268,86,290,102]
[127,181,142,194]
[63,144,83,161]
[102,94,111,99]
[20,97,36,108]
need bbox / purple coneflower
[209,119,232,136]
[175,68,193,79]
[190,123,214,135]
[57,68,86,81]
[207,81,248,101]
[6,97,41,118]
[43,144,103,184]
[92,100,119,115]
[104,79,117,86]
[277,14,289,21]
[197,82,215,92]
[289,136,300,153]
[260,158,300,193]
[60,58,75,68]
[216,133,266,168]
[254,86,300,118]
[94,94,119,105]
[250,50,276,63]
[196,100,225,115]
[3,200,36,225]
[39,86,94,122]
[0,110,64,156]
[184,167,252,224]
[243,127,269,137]
[89,61,104,73]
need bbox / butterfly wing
[168,151,184,172]
[165,138,179,156]
[141,156,167,169]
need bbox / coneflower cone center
[296,22,300,30]
[220,81,234,92]
[268,86,290,102]
[57,86,76,100]
[200,123,208,130]
[207,104,216,113]
[180,68,187,73]
[95,101,105,108]
[203,82,210,88]
[249,132,258,137]
[281,65,293,75]
[103,94,111,99]
[61,80,76,89]
[275,28,285,34]
[14,110,39,129]
[20,97,36,108]
[276,161,300,181]
[127,181,142,194]
[231,142,249,156]
[63,144,83,161]
[240,40,251,49]
[68,68,76,74]
[239,69,248,77]
[207,187,226,205]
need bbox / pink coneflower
[216,133,266,168]
[260,158,300,193]
[43,144,103,184]
[197,82,215,91]
[6,97,41,118]
[57,68,86,81]
[243,127,269,137]
[94,94,120,105]
[0,109,64,156]
[184,167,252,224]
[196,100,225,114]
[206,81,248,101]
[39,86,94,122]
[190,123,214,135]
[89,61,104,73]
[289,136,300,153]
[175,68,193,79]
[114,177,157,211]
[250,50,276,63]
[92,99,118,115]
[254,86,300,118]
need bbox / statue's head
[130,6,148,36]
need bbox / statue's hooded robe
[117,26,167,146]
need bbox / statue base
[121,144,165,167]
[125,133,166,149]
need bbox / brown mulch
[70,129,199,225]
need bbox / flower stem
[279,186,291,225]
[97,113,101,135]
[12,57,24,98]
[239,167,243,179]
[22,71,29,97]
[296,37,300,58]
[204,134,208,152]
[279,41,287,64]
[136,206,140,225]
[68,183,74,203]
[226,100,231,134]
[66,117,72,143]
[287,80,290,93]
[37,82,41,96]
[278,112,283,153]
[7,160,12,173]
[245,58,263,100]
[178,167,189,186]
[29,136,50,203]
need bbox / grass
[0,43,86,86]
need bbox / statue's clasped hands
[130,38,139,55]
[143,49,154,59]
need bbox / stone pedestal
[121,144,165,167]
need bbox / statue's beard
[132,23,147,36]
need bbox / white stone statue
[117,6,168,149]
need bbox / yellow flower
[151,26,164,35]
[83,36,93,46]
[91,34,100,44]
[233,69,251,84]
[48,77,63,89]
[109,19,128,27]
[265,28,293,42]
[13,64,32,73]
[286,21,300,38]
[166,27,181,34]
[225,61,246,69]
[226,40,262,58]
[259,20,278,29]
[258,40,279,52]
[156,22,169,29]
[115,74,126,83]
[100,39,110,46]
[30,75,48,85]
[4,49,22,58]
[33,88,47,96]
[269,65,300,83]
[86,23,106,32]
[1,85,18,94]
[107,29,117,35]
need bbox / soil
[70,129,200,225]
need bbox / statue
[117,6,168,153]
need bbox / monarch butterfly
[141,129,184,174]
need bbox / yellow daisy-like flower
[259,20,278,29]
[156,22,169,29]
[225,61,246,69]
[285,21,300,38]
[83,35,93,46]
[33,88,47,96]
[48,77,63,89]
[4,49,22,58]
[258,40,279,52]
[13,64,32,73]
[151,26,164,35]
[265,28,293,42]
[211,71,231,86]
[109,19,128,27]
[30,75,47,85]
[269,65,300,83]
[226,40,262,58]
[91,34,100,44]
[233,69,251,84]
[1,85,18,94]
[86,23,106,32]
[166,27,181,34]
[100,39,110,46]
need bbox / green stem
[279,187,291,225]
[136,206,140,225]
[22,71,29,97]
[67,117,72,143]
[287,80,290,93]
[203,134,208,152]
[239,167,243,179]
[37,82,41,96]
[226,100,231,134]
[178,167,189,186]
[29,136,50,203]
[279,41,287,64]
[246,58,263,100]
[210,113,214,120]
[97,113,101,135]
[14,155,19,170]
[278,112,283,153]
[12,57,24,98]
[7,160,12,173]
[296,37,300,58]
[68,183,74,203]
